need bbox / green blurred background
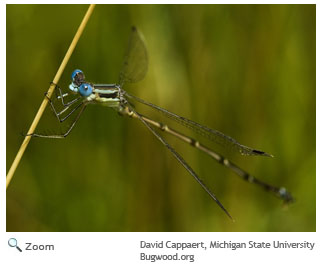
[6,4,315,232]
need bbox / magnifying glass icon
[8,238,22,252]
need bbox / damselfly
[28,27,294,219]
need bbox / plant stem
[6,4,96,189]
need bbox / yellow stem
[6,4,96,189]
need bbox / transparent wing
[119,26,148,86]
[125,102,233,220]
[124,92,273,157]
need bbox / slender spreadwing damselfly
[28,27,294,219]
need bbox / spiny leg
[47,95,83,123]
[27,103,87,139]
[46,83,83,123]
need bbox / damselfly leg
[45,84,83,122]
[27,83,87,139]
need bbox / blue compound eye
[71,69,85,87]
[71,69,83,81]
[79,83,93,97]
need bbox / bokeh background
[6,4,315,232]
